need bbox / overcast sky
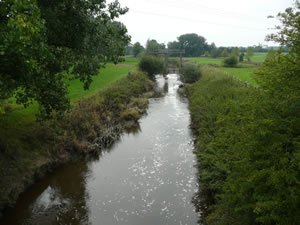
[114,0,295,47]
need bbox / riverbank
[0,71,154,215]
[186,65,299,225]
[0,74,200,225]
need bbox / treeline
[187,3,299,225]
[125,35,286,58]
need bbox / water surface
[0,74,200,225]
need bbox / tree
[231,47,240,59]
[221,48,229,57]
[223,56,238,67]
[239,52,245,62]
[0,0,130,118]
[138,55,164,79]
[179,63,201,83]
[178,33,208,57]
[125,44,133,55]
[246,47,254,61]
[132,42,144,57]
[145,39,165,55]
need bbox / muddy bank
[0,72,154,216]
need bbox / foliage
[223,56,238,67]
[138,55,165,79]
[246,47,254,61]
[125,44,133,55]
[189,2,300,225]
[167,41,182,56]
[179,63,201,83]
[231,47,240,59]
[178,33,208,57]
[266,1,300,53]
[0,71,153,211]
[132,42,144,57]
[145,39,165,55]
[239,52,245,62]
[221,48,229,57]
[0,0,130,119]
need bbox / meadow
[186,52,267,85]
[0,58,139,147]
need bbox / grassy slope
[186,53,267,85]
[0,58,138,143]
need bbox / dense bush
[138,55,165,79]
[179,63,201,83]
[223,56,238,67]
[188,64,299,225]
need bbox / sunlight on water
[0,74,200,225]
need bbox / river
[0,74,200,225]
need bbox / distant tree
[246,47,254,61]
[178,33,208,57]
[125,44,133,55]
[209,42,217,51]
[239,52,245,62]
[211,47,223,58]
[204,51,210,57]
[138,55,164,79]
[132,42,144,57]
[145,39,165,55]
[231,47,240,59]
[221,48,229,57]
[224,56,238,67]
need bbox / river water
[0,74,200,225]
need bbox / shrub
[223,56,238,67]
[179,63,201,83]
[138,55,165,79]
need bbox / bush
[179,63,201,83]
[187,65,300,225]
[223,56,238,67]
[138,55,165,79]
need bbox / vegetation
[188,3,300,225]
[138,55,165,79]
[186,53,265,85]
[145,39,165,55]
[223,55,238,67]
[179,63,201,83]
[246,47,254,61]
[132,42,145,57]
[0,0,130,119]
[0,70,153,212]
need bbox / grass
[0,69,152,212]
[187,57,223,65]
[0,58,139,142]
[185,53,267,85]
[222,67,257,85]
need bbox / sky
[114,0,295,47]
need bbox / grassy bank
[186,53,267,85]
[0,58,139,155]
[187,66,299,225]
[0,59,153,213]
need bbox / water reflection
[0,162,91,225]
[0,74,201,225]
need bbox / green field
[187,57,223,65]
[0,58,139,141]
[186,53,267,85]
